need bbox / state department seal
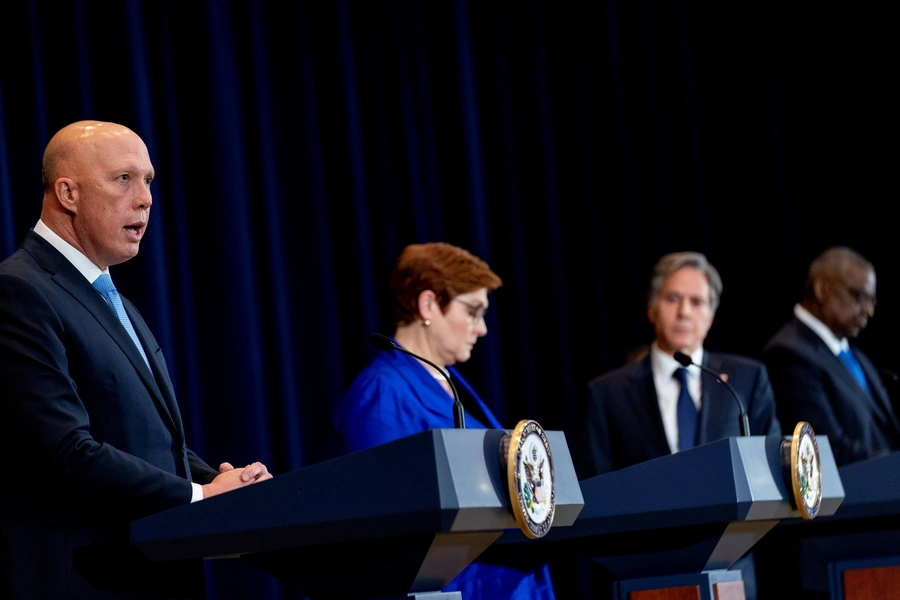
[505,419,556,538]
[784,421,823,520]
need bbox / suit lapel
[819,343,886,421]
[631,358,671,455]
[25,233,179,432]
[697,353,729,444]
[121,299,179,429]
[852,345,900,433]
[794,319,883,420]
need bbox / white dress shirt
[794,303,848,356]
[650,342,704,454]
[33,220,204,503]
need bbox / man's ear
[812,278,828,303]
[646,300,656,325]
[53,178,78,213]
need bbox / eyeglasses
[837,283,877,308]
[453,298,488,324]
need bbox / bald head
[806,247,874,286]
[802,246,877,339]
[40,120,155,269]
[42,121,139,192]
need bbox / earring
[424,320,431,326]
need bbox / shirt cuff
[191,482,203,503]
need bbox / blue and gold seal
[505,419,556,538]
[782,421,823,520]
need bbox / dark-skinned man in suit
[762,246,900,466]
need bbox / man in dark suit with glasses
[762,246,900,466]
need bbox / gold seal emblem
[505,419,556,538]
[787,421,823,520]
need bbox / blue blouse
[332,346,556,599]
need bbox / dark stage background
[1,1,896,598]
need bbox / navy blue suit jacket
[0,231,218,599]
[762,316,900,466]
[579,351,782,478]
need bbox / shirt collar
[794,303,846,355]
[650,341,704,377]
[34,219,107,283]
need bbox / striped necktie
[92,274,150,369]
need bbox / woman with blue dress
[332,242,556,600]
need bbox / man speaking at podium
[0,121,272,599]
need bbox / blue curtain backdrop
[1,1,896,598]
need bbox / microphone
[673,351,751,437]
[368,333,466,429]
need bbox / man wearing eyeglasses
[762,246,900,466]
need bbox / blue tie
[92,274,150,369]
[675,367,698,451]
[838,348,872,397]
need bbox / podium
[129,428,584,599]
[539,435,844,600]
[755,450,900,599]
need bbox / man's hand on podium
[202,461,273,498]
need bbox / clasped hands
[202,461,273,499]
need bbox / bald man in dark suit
[0,121,272,599]
[762,246,900,466]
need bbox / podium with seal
[129,426,583,600]
[538,425,844,600]
[755,448,900,599]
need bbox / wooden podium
[755,450,900,599]
[537,435,844,600]
[129,428,584,599]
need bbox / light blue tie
[675,367,698,451]
[838,348,872,397]
[92,274,150,369]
